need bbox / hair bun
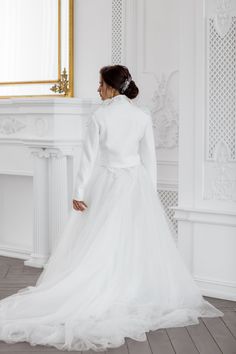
[99,65,139,100]
[123,80,139,99]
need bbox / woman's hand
[72,199,88,212]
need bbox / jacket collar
[102,94,131,105]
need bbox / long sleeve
[139,113,157,191]
[73,113,100,201]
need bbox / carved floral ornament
[0,117,26,135]
[214,0,233,37]
[34,118,49,137]
[204,141,236,202]
[0,116,49,137]
[150,71,179,149]
[30,147,74,159]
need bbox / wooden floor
[0,255,236,354]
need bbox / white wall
[74,0,112,98]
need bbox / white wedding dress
[0,95,224,352]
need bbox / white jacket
[73,94,157,200]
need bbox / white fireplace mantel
[0,97,100,267]
[0,97,100,140]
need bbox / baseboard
[195,276,236,301]
[0,243,31,261]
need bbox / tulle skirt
[0,162,224,351]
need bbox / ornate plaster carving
[150,71,179,149]
[204,141,236,202]
[214,0,232,37]
[34,118,49,137]
[0,116,26,135]
[30,147,74,159]
[207,11,236,160]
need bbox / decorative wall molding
[34,118,49,137]
[158,189,178,242]
[0,98,100,142]
[0,244,31,261]
[204,141,236,202]
[30,147,75,159]
[0,116,26,135]
[204,1,236,206]
[0,97,100,114]
[48,152,69,252]
[0,138,83,149]
[151,71,179,149]
[214,0,233,36]
[157,160,178,166]
[195,275,236,301]
[206,12,236,161]
[111,0,124,64]
[172,206,236,227]
[0,170,33,176]
[157,180,178,190]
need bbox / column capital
[29,146,75,159]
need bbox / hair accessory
[120,76,132,93]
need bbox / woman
[0,65,223,352]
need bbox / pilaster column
[48,147,73,251]
[24,148,50,267]
[25,146,74,268]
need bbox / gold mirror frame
[0,0,73,98]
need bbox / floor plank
[107,340,129,354]
[221,310,236,339]
[0,352,72,354]
[147,329,175,354]
[202,316,236,353]
[0,278,37,285]
[204,297,236,311]
[186,318,222,354]
[82,350,106,354]
[166,327,199,354]
[0,262,10,278]
[0,341,74,352]
[126,336,152,354]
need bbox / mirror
[0,0,73,98]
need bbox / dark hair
[99,65,139,99]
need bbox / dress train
[0,163,224,351]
